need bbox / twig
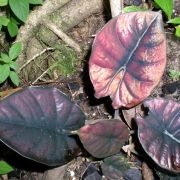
[43,21,82,53]
[109,0,123,17]
[31,67,51,85]
[18,47,54,72]
[0,87,22,99]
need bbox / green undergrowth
[49,43,78,78]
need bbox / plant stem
[109,0,123,17]
[114,109,120,120]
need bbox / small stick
[43,21,82,53]
[31,67,51,85]
[18,47,54,72]
[0,87,22,99]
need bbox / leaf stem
[109,0,123,17]
[114,109,121,120]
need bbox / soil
[0,0,179,180]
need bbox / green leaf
[9,71,19,86]
[175,26,180,37]
[122,5,147,13]
[10,16,21,25]
[0,16,10,26]
[167,17,180,24]
[0,24,2,31]
[0,64,10,83]
[154,0,173,20]
[0,0,8,6]
[9,42,22,60]
[7,20,19,37]
[0,53,11,63]
[28,0,43,5]
[9,61,18,70]
[168,69,180,79]
[0,161,14,175]
[9,0,29,22]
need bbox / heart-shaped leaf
[0,86,85,166]
[78,119,129,158]
[89,11,166,109]
[136,98,180,172]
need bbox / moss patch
[49,43,78,78]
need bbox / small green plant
[168,69,180,80]
[0,0,43,37]
[154,0,180,37]
[0,42,21,86]
[0,161,14,175]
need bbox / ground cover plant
[0,42,21,86]
[0,0,179,179]
[0,0,43,37]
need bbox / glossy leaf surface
[89,11,166,109]
[79,119,129,158]
[0,86,85,166]
[136,98,180,172]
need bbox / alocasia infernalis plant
[136,98,180,172]
[89,11,166,109]
[0,86,85,166]
[0,10,179,178]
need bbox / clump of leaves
[0,42,21,86]
[0,0,43,37]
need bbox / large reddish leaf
[0,86,85,166]
[78,119,129,158]
[89,11,166,109]
[136,98,180,172]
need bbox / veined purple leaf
[0,86,85,166]
[89,11,166,109]
[136,98,180,172]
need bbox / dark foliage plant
[0,11,179,178]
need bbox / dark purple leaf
[0,86,85,166]
[89,11,166,109]
[101,153,142,180]
[78,119,129,158]
[136,98,180,172]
